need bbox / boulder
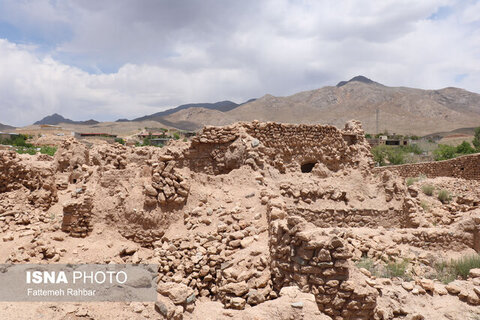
[157,282,194,305]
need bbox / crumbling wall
[243,120,373,173]
[269,215,378,320]
[287,207,407,229]
[61,193,94,237]
[144,158,190,208]
[186,120,373,175]
[0,150,57,209]
[374,153,480,181]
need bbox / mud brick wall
[188,121,373,174]
[61,195,93,237]
[269,216,378,320]
[0,150,58,209]
[242,121,372,173]
[144,159,190,208]
[191,125,240,144]
[287,207,407,229]
[374,153,480,181]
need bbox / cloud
[0,0,479,126]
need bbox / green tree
[433,144,456,161]
[472,127,480,151]
[387,150,405,165]
[456,141,475,154]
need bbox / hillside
[34,113,99,126]
[222,76,480,135]
[0,122,15,131]
[160,107,238,130]
[160,76,480,135]
[132,100,240,122]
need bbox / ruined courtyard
[1,120,480,320]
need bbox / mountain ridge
[161,76,480,135]
[34,113,100,126]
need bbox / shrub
[384,260,411,280]
[434,254,480,283]
[371,146,386,166]
[473,127,480,150]
[402,144,423,155]
[173,133,180,140]
[450,255,480,279]
[433,144,456,161]
[114,138,125,145]
[406,175,425,186]
[456,141,475,154]
[406,177,415,186]
[433,261,457,284]
[143,137,151,146]
[420,201,429,212]
[15,146,36,155]
[422,185,435,196]
[39,146,57,156]
[437,189,451,203]
[387,150,405,165]
[356,258,375,272]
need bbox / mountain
[0,122,15,131]
[133,101,240,122]
[336,75,381,87]
[34,113,99,126]
[161,108,238,130]
[212,76,480,136]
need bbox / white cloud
[0,39,260,126]
[0,0,479,126]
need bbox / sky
[0,0,479,126]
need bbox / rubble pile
[1,120,480,320]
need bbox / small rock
[230,297,246,310]
[157,282,194,305]
[359,268,371,278]
[131,302,144,313]
[445,283,461,295]
[2,235,14,242]
[155,296,175,318]
[435,284,448,296]
[402,282,414,291]
[240,236,254,248]
[419,279,435,292]
[469,268,480,278]
[291,301,304,309]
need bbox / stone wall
[269,216,378,320]
[144,158,190,208]
[61,194,93,237]
[187,120,373,175]
[0,150,57,209]
[287,207,407,229]
[374,153,480,181]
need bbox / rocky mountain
[34,113,99,126]
[0,122,15,131]
[132,100,240,122]
[164,76,480,135]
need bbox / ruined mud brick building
[374,153,480,181]
[1,120,480,319]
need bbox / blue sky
[0,0,479,126]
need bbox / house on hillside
[75,132,117,143]
[137,131,168,139]
[39,124,62,130]
[0,132,20,140]
[367,135,408,147]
